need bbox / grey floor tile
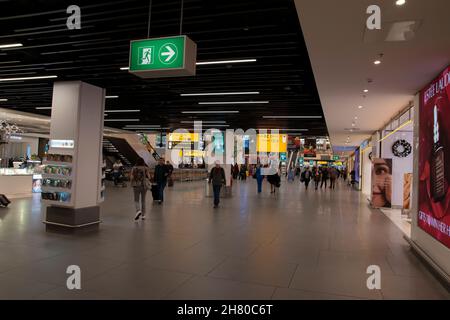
[143,246,227,275]
[0,242,63,273]
[272,287,363,300]
[289,266,383,300]
[82,264,192,299]
[2,252,124,286]
[0,180,446,300]
[209,257,298,287]
[166,276,275,300]
[0,273,57,300]
[381,274,450,300]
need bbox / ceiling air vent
[385,20,421,42]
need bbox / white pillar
[43,81,105,231]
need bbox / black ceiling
[0,0,328,136]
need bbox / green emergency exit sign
[333,155,339,160]
[129,35,197,78]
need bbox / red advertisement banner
[419,66,450,248]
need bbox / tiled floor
[0,178,448,300]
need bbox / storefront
[371,107,414,237]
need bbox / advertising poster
[303,138,316,158]
[371,158,392,208]
[403,173,412,210]
[418,66,450,248]
[354,148,360,183]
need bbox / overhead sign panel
[129,35,196,78]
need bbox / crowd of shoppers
[129,156,348,220]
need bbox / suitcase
[0,194,11,207]
[151,184,159,201]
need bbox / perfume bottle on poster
[431,104,445,202]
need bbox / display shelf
[43,161,73,167]
[41,186,72,192]
[42,173,73,179]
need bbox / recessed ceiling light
[354,116,358,120]
[0,43,23,49]
[181,111,239,114]
[0,75,57,82]
[0,98,7,102]
[396,0,406,6]
[374,60,381,65]
[124,125,160,128]
[199,124,230,127]
[105,109,140,113]
[358,105,363,109]
[198,101,269,105]
[180,121,226,124]
[180,92,259,96]
[104,119,140,122]
[195,59,257,66]
[262,115,322,119]
[105,95,119,99]
[363,89,369,93]
[120,67,129,70]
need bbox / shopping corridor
[0,179,447,300]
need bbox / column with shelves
[43,81,105,231]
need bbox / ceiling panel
[0,0,328,137]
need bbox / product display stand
[43,81,105,232]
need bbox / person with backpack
[130,158,152,221]
[209,161,226,208]
[301,166,312,190]
[313,166,321,190]
[154,158,169,204]
[329,167,338,189]
[320,166,329,189]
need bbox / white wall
[381,123,414,207]
[361,147,372,198]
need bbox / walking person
[232,163,239,179]
[329,167,338,189]
[320,167,329,189]
[239,164,247,181]
[166,160,174,187]
[209,161,226,208]
[112,159,123,186]
[267,170,281,194]
[313,166,321,190]
[301,166,312,190]
[130,158,152,221]
[255,164,264,193]
[154,158,169,204]
[287,167,295,182]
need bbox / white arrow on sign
[161,45,175,62]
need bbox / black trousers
[213,185,222,206]
[321,179,327,188]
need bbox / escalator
[102,137,139,167]
[139,134,161,161]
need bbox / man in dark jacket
[154,158,169,203]
[209,162,226,208]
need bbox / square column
[42,81,105,231]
